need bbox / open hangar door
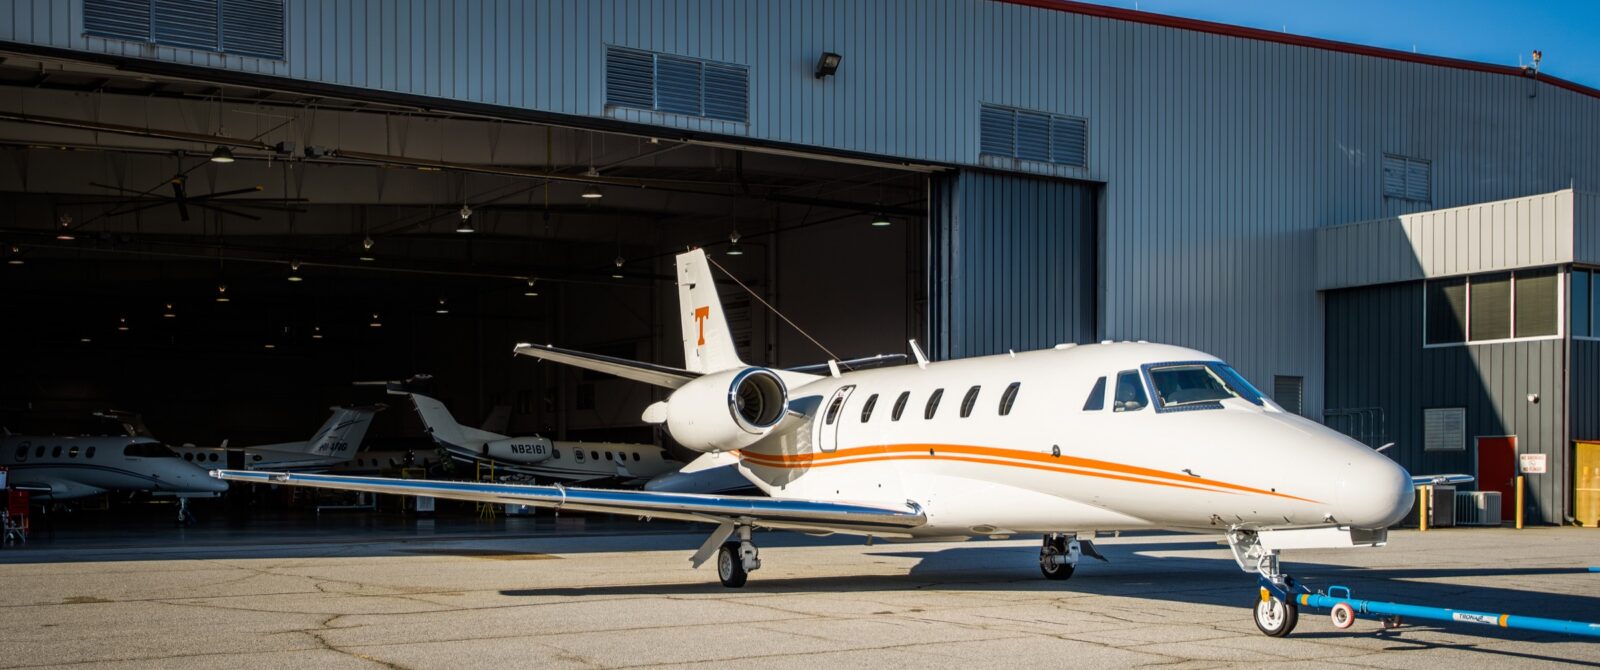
[929,170,1098,360]
[0,54,929,455]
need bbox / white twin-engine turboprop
[214,248,1452,637]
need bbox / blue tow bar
[1295,584,1600,639]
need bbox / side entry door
[1475,435,1517,522]
[817,385,856,453]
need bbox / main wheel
[1253,593,1299,637]
[716,542,748,588]
[1039,555,1076,580]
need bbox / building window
[1423,407,1466,451]
[83,0,286,60]
[1574,269,1592,338]
[1382,154,1431,202]
[1425,269,1562,346]
[979,104,1087,168]
[605,46,749,123]
[1272,376,1304,416]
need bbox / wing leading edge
[211,470,926,535]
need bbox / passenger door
[817,386,856,453]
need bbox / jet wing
[513,343,699,389]
[211,470,926,535]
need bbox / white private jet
[402,390,684,485]
[1,430,228,521]
[215,248,1459,637]
[170,405,385,471]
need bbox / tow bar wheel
[1253,588,1299,637]
[1330,602,1356,629]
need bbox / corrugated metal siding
[930,170,1096,359]
[1574,191,1600,266]
[1326,281,1566,523]
[1316,190,1576,290]
[5,0,1600,418]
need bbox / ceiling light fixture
[524,278,539,297]
[209,146,236,163]
[435,298,449,315]
[612,255,625,279]
[726,231,744,256]
[360,235,376,261]
[814,51,843,79]
[870,213,893,227]
[215,283,230,302]
[263,342,276,349]
[117,317,129,332]
[311,326,323,340]
[5,244,21,265]
[162,303,176,318]
[80,336,93,343]
[581,185,604,200]
[369,313,382,328]
[287,260,303,282]
[56,215,75,241]
[456,205,476,233]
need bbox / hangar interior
[0,54,930,451]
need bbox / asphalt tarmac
[1,513,1596,669]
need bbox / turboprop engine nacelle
[655,367,789,453]
[483,437,555,463]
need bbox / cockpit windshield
[123,442,178,458]
[1146,362,1265,409]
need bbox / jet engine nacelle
[483,437,555,463]
[660,367,789,453]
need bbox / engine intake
[661,367,789,452]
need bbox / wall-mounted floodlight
[814,52,842,79]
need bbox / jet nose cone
[1337,453,1413,528]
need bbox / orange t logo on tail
[694,306,710,345]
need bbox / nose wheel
[1253,588,1299,637]
[1228,528,1303,637]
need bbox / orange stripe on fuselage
[738,443,1319,503]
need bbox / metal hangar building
[1,0,1598,524]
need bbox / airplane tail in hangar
[305,405,383,457]
[676,248,746,374]
[409,393,507,451]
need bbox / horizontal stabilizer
[513,343,699,389]
[1411,473,1475,486]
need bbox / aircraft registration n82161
[214,247,1465,637]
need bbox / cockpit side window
[1112,371,1148,412]
[1082,376,1106,411]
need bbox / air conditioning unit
[1455,490,1502,526]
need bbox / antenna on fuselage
[908,340,929,369]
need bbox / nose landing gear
[1228,528,1301,637]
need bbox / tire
[1040,556,1076,580]
[1253,593,1299,637]
[716,542,748,588]
[1330,602,1356,629]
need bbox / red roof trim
[997,0,1600,101]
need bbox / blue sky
[1078,0,1600,89]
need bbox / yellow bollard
[1419,485,1429,532]
[1516,475,1524,530]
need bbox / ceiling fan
[86,175,307,222]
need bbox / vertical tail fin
[409,393,507,449]
[305,405,383,457]
[677,248,745,373]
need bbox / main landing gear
[694,521,761,588]
[1228,528,1300,637]
[1039,532,1107,580]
